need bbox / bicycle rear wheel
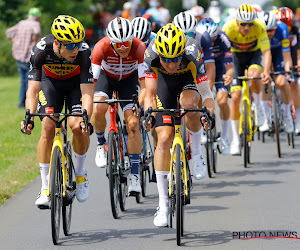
[51,146,63,245]
[242,100,249,168]
[272,94,281,158]
[108,131,120,219]
[175,144,183,246]
[62,144,75,236]
[206,131,214,177]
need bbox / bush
[0,21,18,76]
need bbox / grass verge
[0,77,41,205]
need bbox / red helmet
[277,7,294,26]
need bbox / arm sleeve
[91,40,105,80]
[79,43,93,84]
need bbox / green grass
[0,77,41,205]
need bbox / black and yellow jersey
[28,34,93,84]
[222,19,270,53]
[144,36,207,84]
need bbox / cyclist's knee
[93,104,107,119]
[41,121,55,141]
[126,118,140,135]
[230,91,241,104]
[156,129,173,151]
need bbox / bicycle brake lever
[82,109,88,133]
[24,109,31,133]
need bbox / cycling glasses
[267,28,276,33]
[160,55,182,63]
[61,42,82,50]
[239,22,254,27]
[112,41,132,49]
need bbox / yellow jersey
[222,19,270,53]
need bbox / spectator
[190,5,205,23]
[145,0,161,22]
[122,2,134,20]
[157,1,171,24]
[6,7,41,109]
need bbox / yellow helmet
[51,15,85,43]
[155,23,186,58]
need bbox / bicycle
[23,106,89,245]
[94,94,140,218]
[235,76,261,168]
[144,106,210,246]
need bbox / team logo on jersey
[43,64,80,80]
[36,37,46,50]
[39,90,47,106]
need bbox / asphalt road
[1,130,300,249]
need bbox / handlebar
[94,94,139,117]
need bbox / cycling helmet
[51,15,85,43]
[132,17,151,42]
[173,12,197,34]
[155,23,186,58]
[258,11,277,30]
[190,5,204,17]
[28,7,41,17]
[197,18,219,37]
[277,7,294,26]
[236,4,257,23]
[106,17,133,43]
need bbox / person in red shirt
[91,17,146,194]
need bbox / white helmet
[236,4,257,23]
[173,12,197,34]
[190,5,204,17]
[197,18,219,37]
[106,17,134,43]
[132,17,152,42]
[123,2,132,10]
[258,11,277,30]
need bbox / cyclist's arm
[223,63,234,86]
[205,62,216,90]
[25,80,41,120]
[261,49,272,83]
[138,78,146,107]
[202,96,215,116]
[283,50,293,72]
[80,83,94,122]
[144,76,158,112]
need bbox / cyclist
[132,17,156,48]
[258,10,294,133]
[20,15,94,208]
[198,18,234,155]
[143,23,215,227]
[91,17,146,194]
[277,7,300,134]
[173,12,216,144]
[222,4,271,155]
[189,5,205,23]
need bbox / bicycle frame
[239,76,257,141]
[169,119,188,197]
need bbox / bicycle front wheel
[62,145,75,236]
[50,146,63,245]
[242,100,249,168]
[206,131,214,177]
[272,94,281,158]
[108,131,120,219]
[175,144,183,246]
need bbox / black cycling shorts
[95,69,139,111]
[232,50,263,88]
[37,75,82,120]
[155,71,198,128]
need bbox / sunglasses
[187,31,195,38]
[267,28,276,33]
[239,22,254,27]
[61,42,82,50]
[112,41,132,49]
[160,55,182,63]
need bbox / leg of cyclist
[216,87,230,155]
[290,80,300,134]
[124,108,143,194]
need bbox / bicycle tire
[108,131,120,219]
[62,146,75,236]
[135,164,142,203]
[272,94,281,158]
[141,163,147,197]
[212,117,217,173]
[242,99,248,168]
[206,131,214,177]
[51,146,63,245]
[175,144,182,246]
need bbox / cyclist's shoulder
[222,19,237,33]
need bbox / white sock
[74,152,87,177]
[156,171,169,208]
[231,120,240,143]
[220,119,229,139]
[39,163,50,190]
[296,109,300,124]
[263,101,270,120]
[253,92,262,108]
[187,128,202,155]
[282,103,291,117]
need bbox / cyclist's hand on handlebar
[222,74,233,86]
[79,121,94,136]
[261,71,271,84]
[20,120,34,135]
[200,114,215,131]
